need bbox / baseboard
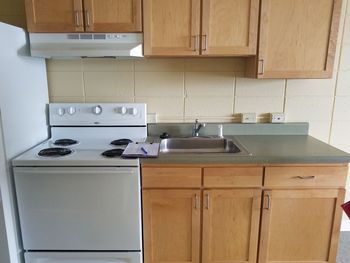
[341,220,350,231]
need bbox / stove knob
[129,107,138,116]
[92,105,102,115]
[117,106,127,115]
[67,106,76,115]
[57,108,65,116]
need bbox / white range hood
[29,33,143,58]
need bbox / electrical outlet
[147,113,158,123]
[270,112,286,123]
[241,113,257,123]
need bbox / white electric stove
[13,103,147,263]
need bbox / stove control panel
[49,103,147,126]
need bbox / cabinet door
[143,190,201,263]
[25,0,84,32]
[202,189,261,263]
[259,189,345,263]
[84,0,142,32]
[251,0,341,78]
[201,0,259,56]
[143,0,201,56]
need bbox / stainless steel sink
[159,137,250,155]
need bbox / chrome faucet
[192,119,206,137]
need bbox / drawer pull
[294,176,316,180]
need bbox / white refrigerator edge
[0,22,49,263]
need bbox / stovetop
[12,137,146,167]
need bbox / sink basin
[159,137,250,154]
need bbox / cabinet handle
[191,35,198,51]
[294,176,316,180]
[75,11,80,27]
[205,194,210,209]
[258,59,265,75]
[194,194,199,209]
[85,10,91,27]
[202,35,208,51]
[264,194,271,210]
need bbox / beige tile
[48,72,84,97]
[135,97,184,118]
[85,97,134,103]
[184,116,236,123]
[46,59,82,72]
[82,58,133,72]
[185,72,235,97]
[134,58,184,72]
[185,58,245,72]
[234,97,284,115]
[333,96,350,121]
[185,97,233,117]
[330,121,350,145]
[156,116,185,123]
[336,71,350,96]
[49,96,85,103]
[135,72,184,97]
[338,0,348,44]
[334,43,342,72]
[84,72,134,97]
[236,78,285,97]
[308,121,331,143]
[343,0,350,44]
[340,44,350,70]
[284,97,334,121]
[286,78,336,97]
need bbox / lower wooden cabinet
[141,165,347,263]
[142,189,201,263]
[259,189,345,263]
[202,189,261,263]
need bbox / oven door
[14,167,141,251]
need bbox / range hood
[29,33,143,58]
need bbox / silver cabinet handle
[202,35,208,51]
[85,10,91,27]
[258,59,265,75]
[264,194,271,210]
[194,194,199,209]
[75,11,80,27]
[294,176,316,180]
[205,194,209,209]
[191,35,198,51]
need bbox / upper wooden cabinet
[25,0,84,32]
[143,0,201,56]
[25,0,142,32]
[246,0,342,78]
[143,0,259,56]
[201,0,259,56]
[84,0,142,32]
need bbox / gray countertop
[141,135,350,165]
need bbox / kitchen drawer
[142,167,202,188]
[203,167,263,187]
[264,166,348,188]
